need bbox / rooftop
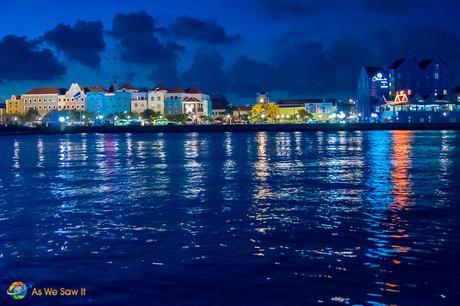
[185,88,202,94]
[169,86,184,93]
[85,86,107,92]
[25,87,61,95]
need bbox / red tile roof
[85,86,107,92]
[169,86,184,93]
[25,87,60,95]
[185,88,202,94]
[120,83,137,90]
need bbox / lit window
[435,72,439,79]
[443,89,447,95]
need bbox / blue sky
[1,0,459,104]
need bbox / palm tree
[265,102,280,123]
[250,102,280,123]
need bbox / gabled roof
[418,58,434,69]
[169,86,184,93]
[185,88,202,94]
[108,82,118,92]
[25,87,61,95]
[363,66,383,77]
[183,97,201,102]
[153,84,168,91]
[120,83,137,90]
[85,86,107,92]
[388,57,416,69]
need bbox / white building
[183,88,211,118]
[147,84,167,114]
[58,82,86,111]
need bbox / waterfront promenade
[1,122,460,136]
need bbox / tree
[140,109,159,120]
[24,109,39,123]
[166,114,187,123]
[250,102,280,123]
[297,109,313,122]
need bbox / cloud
[170,16,240,44]
[182,48,231,93]
[111,11,178,64]
[228,56,279,96]
[0,35,66,82]
[253,0,327,17]
[222,37,375,98]
[360,0,423,13]
[43,20,105,68]
[148,61,182,88]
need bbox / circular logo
[7,281,28,299]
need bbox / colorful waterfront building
[86,87,131,118]
[148,84,167,114]
[0,103,6,123]
[22,88,60,116]
[357,57,456,122]
[165,87,212,120]
[276,100,306,118]
[58,83,86,111]
[357,66,389,120]
[118,83,148,114]
[6,95,24,115]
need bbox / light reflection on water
[0,131,459,305]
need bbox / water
[0,131,459,305]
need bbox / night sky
[0,0,459,104]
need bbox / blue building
[164,87,184,115]
[86,87,131,118]
[357,57,457,122]
[164,87,212,122]
[357,66,389,120]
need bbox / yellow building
[276,99,338,121]
[276,100,306,120]
[6,95,24,115]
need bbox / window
[434,72,439,79]
[443,89,448,95]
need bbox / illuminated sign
[372,72,389,89]
[394,94,408,103]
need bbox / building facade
[304,98,337,121]
[0,103,5,124]
[6,95,24,115]
[22,88,60,116]
[357,66,389,120]
[117,84,147,114]
[275,99,337,121]
[58,83,86,111]
[86,88,131,118]
[358,57,456,122]
[165,87,212,119]
[148,85,167,114]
